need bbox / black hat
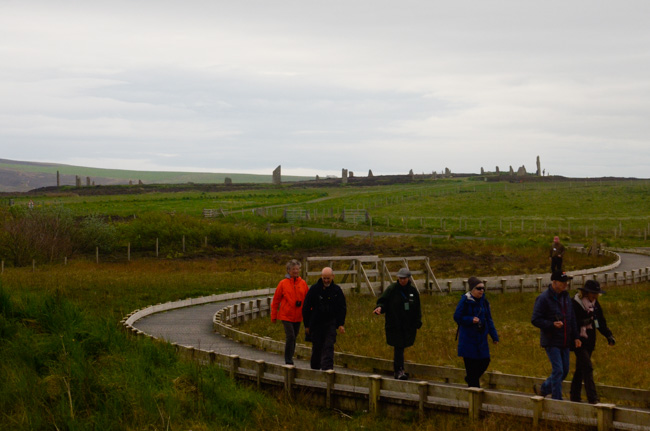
[467,276,483,290]
[551,271,573,282]
[579,279,605,294]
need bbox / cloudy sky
[1,1,649,178]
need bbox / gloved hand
[607,335,616,346]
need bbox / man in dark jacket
[303,267,346,371]
[570,280,615,403]
[373,268,422,380]
[549,236,566,273]
[531,271,582,400]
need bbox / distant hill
[0,159,315,193]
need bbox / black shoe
[395,369,409,380]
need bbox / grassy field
[6,178,650,247]
[1,177,649,430]
[241,283,650,391]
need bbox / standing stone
[536,155,541,176]
[129,180,133,185]
[368,169,373,177]
[75,176,81,187]
[138,179,143,185]
[56,170,60,188]
[495,166,500,174]
[445,167,451,176]
[409,169,414,179]
[432,171,438,179]
[349,171,354,178]
[272,165,281,185]
[86,176,91,186]
[224,177,232,185]
[341,168,348,184]
[517,165,527,176]
[509,166,514,174]
[480,167,485,175]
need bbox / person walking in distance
[271,259,309,365]
[373,268,422,380]
[302,267,346,371]
[549,236,566,273]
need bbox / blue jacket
[531,285,579,349]
[454,292,499,359]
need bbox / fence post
[519,278,525,293]
[64,257,67,266]
[418,381,428,420]
[283,365,296,400]
[255,359,265,388]
[462,279,468,291]
[95,247,99,264]
[531,395,544,428]
[127,243,131,261]
[369,375,382,415]
[467,387,484,421]
[595,403,615,431]
[631,270,636,285]
[229,354,240,379]
[325,369,335,409]
[1,260,4,274]
[536,277,542,292]
[447,281,452,294]
[500,279,507,293]
[156,238,159,257]
[182,235,186,253]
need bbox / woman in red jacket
[271,259,309,364]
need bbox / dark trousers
[571,348,599,403]
[281,320,301,365]
[310,323,337,370]
[463,357,491,388]
[393,346,405,374]
[551,256,563,273]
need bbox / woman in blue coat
[454,276,499,387]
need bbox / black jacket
[302,279,346,330]
[572,294,613,352]
[376,281,422,348]
[531,286,579,349]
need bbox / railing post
[369,375,382,415]
[467,387,484,421]
[631,270,636,285]
[596,403,616,431]
[500,279,507,293]
[229,354,240,379]
[418,381,428,420]
[623,271,627,286]
[283,365,296,400]
[447,281,452,294]
[325,369,336,409]
[462,279,468,291]
[536,277,543,292]
[531,395,544,428]
[519,278,525,293]
[255,359,265,388]
[604,273,609,287]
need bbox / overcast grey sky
[1,1,649,178]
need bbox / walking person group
[271,257,615,402]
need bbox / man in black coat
[303,267,346,371]
[373,267,422,380]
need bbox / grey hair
[286,259,301,273]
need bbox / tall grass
[242,283,650,391]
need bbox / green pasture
[6,178,650,247]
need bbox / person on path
[570,280,615,403]
[302,267,346,371]
[271,259,309,365]
[454,277,499,388]
[531,271,582,400]
[373,268,422,380]
[550,236,566,273]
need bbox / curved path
[134,251,650,375]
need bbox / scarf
[575,293,595,339]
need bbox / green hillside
[0,159,315,192]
